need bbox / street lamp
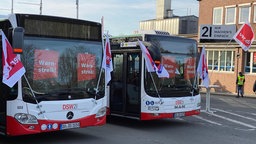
[76,0,79,19]
[39,0,42,15]
[11,0,14,14]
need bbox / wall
[198,0,256,97]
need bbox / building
[139,0,198,35]
[198,0,256,96]
[156,0,172,19]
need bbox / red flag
[102,34,113,84]
[1,30,25,87]
[197,46,209,88]
[233,23,255,51]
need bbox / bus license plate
[174,112,185,118]
[60,122,80,130]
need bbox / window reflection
[245,52,256,73]
[21,37,103,101]
[206,50,235,72]
[144,35,198,97]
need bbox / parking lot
[0,94,255,144]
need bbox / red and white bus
[107,31,201,120]
[0,14,106,136]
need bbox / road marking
[212,108,256,122]
[193,115,222,126]
[250,113,256,116]
[175,118,184,121]
[210,113,256,129]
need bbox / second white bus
[107,31,201,120]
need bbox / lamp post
[11,0,14,14]
[39,0,42,15]
[76,0,79,19]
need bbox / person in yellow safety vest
[236,72,245,98]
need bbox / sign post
[199,85,219,114]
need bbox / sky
[0,0,199,36]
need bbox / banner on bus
[162,56,177,78]
[184,58,196,80]
[33,50,59,80]
[77,53,96,81]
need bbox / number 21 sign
[200,24,236,40]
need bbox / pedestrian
[236,72,245,98]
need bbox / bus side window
[1,83,18,101]
[9,84,18,100]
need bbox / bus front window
[144,35,198,97]
[21,37,103,103]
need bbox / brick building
[197,0,256,96]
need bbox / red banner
[77,53,96,81]
[233,23,255,51]
[162,56,177,78]
[33,50,59,80]
[184,58,195,79]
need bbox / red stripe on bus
[6,114,106,136]
[140,109,200,120]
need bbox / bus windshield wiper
[86,88,103,100]
[23,75,46,118]
[24,88,89,101]
[149,72,163,104]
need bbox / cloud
[0,0,198,36]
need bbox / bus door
[0,43,6,134]
[110,51,141,117]
[0,84,7,135]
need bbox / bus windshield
[21,36,103,103]
[144,35,198,97]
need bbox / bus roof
[0,13,102,41]
[111,30,170,39]
[0,13,102,28]
[111,34,142,39]
[111,32,197,44]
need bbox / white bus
[108,31,201,120]
[0,13,106,136]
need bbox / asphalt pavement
[0,93,255,144]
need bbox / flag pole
[206,37,233,81]
[148,72,163,103]
[95,16,105,98]
[138,40,165,104]
[23,75,46,118]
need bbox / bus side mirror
[12,27,24,54]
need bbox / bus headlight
[95,107,106,118]
[14,113,38,124]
